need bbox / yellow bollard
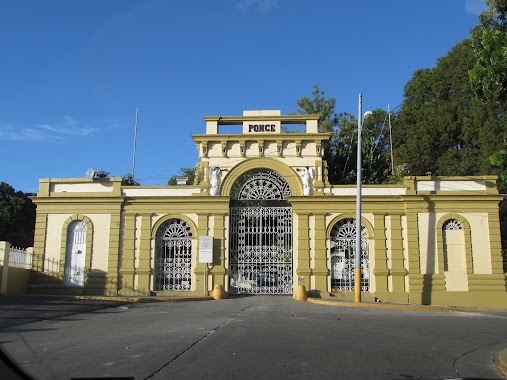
[211,284,225,300]
[294,284,308,301]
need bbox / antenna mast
[132,106,139,180]
[388,104,395,176]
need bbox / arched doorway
[64,220,87,287]
[229,169,293,294]
[155,218,192,291]
[442,219,466,272]
[330,218,369,292]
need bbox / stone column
[487,211,504,275]
[103,212,121,296]
[119,214,136,295]
[136,213,152,295]
[0,241,11,294]
[312,214,329,296]
[406,211,422,302]
[296,213,311,290]
[389,214,408,303]
[211,213,226,289]
[194,213,209,295]
[372,213,389,300]
[32,212,47,271]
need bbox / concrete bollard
[211,284,225,300]
[294,284,308,301]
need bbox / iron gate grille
[155,219,192,291]
[330,219,369,292]
[229,206,292,294]
[229,169,293,295]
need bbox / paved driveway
[0,295,506,379]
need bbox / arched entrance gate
[229,169,293,294]
[330,219,370,292]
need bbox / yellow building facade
[32,111,507,309]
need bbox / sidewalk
[0,293,213,303]
[306,296,506,313]
[306,296,507,377]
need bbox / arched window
[155,219,192,291]
[442,219,465,272]
[330,218,369,292]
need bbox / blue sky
[1,0,486,192]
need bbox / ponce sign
[248,124,276,132]
[243,120,280,133]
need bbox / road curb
[499,348,507,377]
[1,294,213,303]
[72,295,214,303]
[306,297,491,313]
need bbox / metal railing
[2,244,89,285]
[8,246,33,269]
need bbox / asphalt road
[0,295,506,380]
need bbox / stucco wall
[45,213,111,271]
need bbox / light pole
[355,93,372,303]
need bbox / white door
[65,221,87,286]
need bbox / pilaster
[119,214,136,295]
[487,211,504,274]
[195,213,209,295]
[103,212,121,295]
[390,213,408,302]
[406,211,422,301]
[136,213,152,295]
[32,212,48,271]
[296,213,311,288]
[372,213,389,298]
[312,214,329,296]
[210,213,226,288]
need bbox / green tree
[0,182,36,248]
[394,39,505,177]
[294,85,393,184]
[469,0,507,102]
[121,173,140,186]
[327,110,393,184]
[167,168,196,185]
[293,84,338,133]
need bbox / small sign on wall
[199,236,213,263]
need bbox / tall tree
[294,84,338,133]
[327,110,392,184]
[470,0,507,195]
[294,85,393,184]
[0,182,36,248]
[469,0,507,103]
[394,39,505,177]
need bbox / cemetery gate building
[32,111,507,309]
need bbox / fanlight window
[155,219,192,291]
[443,219,463,231]
[230,169,292,201]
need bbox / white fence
[7,246,33,269]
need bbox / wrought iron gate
[229,170,293,295]
[155,219,192,291]
[330,218,369,292]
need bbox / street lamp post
[355,93,372,303]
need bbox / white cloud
[236,0,280,14]
[465,0,487,15]
[0,117,96,142]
